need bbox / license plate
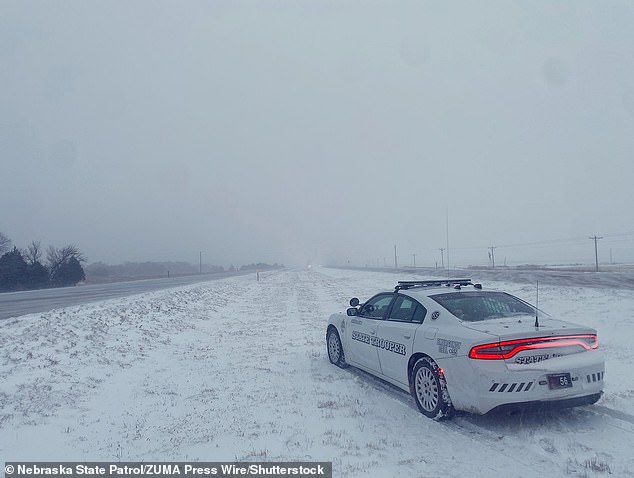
[548,373,573,390]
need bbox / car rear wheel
[411,358,454,420]
[327,328,348,368]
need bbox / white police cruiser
[326,279,604,419]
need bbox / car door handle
[370,329,376,335]
[403,334,411,339]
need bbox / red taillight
[468,334,598,360]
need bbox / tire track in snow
[593,405,634,426]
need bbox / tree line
[84,261,283,282]
[85,261,225,281]
[0,232,86,292]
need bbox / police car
[326,279,604,419]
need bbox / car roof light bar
[395,279,477,291]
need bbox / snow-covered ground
[2,268,634,477]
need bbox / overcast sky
[2,1,634,268]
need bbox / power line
[451,236,590,251]
[406,232,631,254]
[376,230,634,268]
[449,231,634,252]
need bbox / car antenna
[534,280,540,328]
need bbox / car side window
[359,294,393,319]
[412,303,427,324]
[388,296,427,323]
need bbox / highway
[0,271,248,320]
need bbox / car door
[376,295,427,386]
[346,293,394,372]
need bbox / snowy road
[0,271,249,321]
[1,268,634,477]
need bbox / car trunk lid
[463,315,598,364]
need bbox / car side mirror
[346,308,358,316]
[349,297,360,307]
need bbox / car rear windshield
[429,291,537,322]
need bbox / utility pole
[489,246,496,269]
[439,248,445,269]
[589,236,603,272]
[445,207,450,272]
[412,253,416,268]
[394,245,398,269]
[199,251,202,274]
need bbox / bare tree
[0,232,11,255]
[23,240,43,265]
[47,244,86,276]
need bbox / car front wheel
[411,358,454,420]
[326,328,348,368]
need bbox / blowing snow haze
[2,1,634,268]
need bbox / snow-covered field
[2,268,634,477]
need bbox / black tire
[326,328,348,368]
[410,358,454,420]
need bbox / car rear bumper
[440,349,605,415]
[487,392,602,415]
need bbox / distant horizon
[3,230,633,272]
[4,229,631,271]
